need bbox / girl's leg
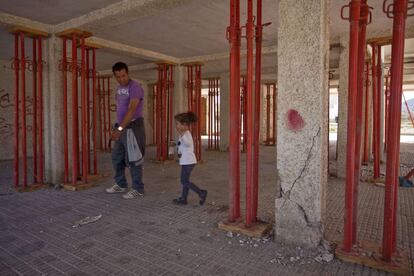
[181,165,202,199]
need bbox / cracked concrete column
[44,34,64,184]
[219,72,229,151]
[336,35,349,178]
[275,0,329,248]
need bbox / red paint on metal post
[71,33,79,185]
[245,0,254,226]
[352,0,369,243]
[252,0,263,222]
[37,36,44,184]
[266,84,270,145]
[81,37,88,183]
[342,0,361,252]
[273,84,277,145]
[363,61,370,163]
[371,44,380,178]
[169,66,174,148]
[92,48,97,174]
[107,77,111,149]
[382,0,409,261]
[32,38,38,183]
[13,34,19,188]
[63,38,69,183]
[20,32,27,188]
[86,49,91,170]
[228,0,241,222]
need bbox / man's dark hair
[112,62,129,73]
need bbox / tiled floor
[0,144,412,275]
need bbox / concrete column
[219,72,229,151]
[275,0,329,248]
[44,34,64,184]
[336,35,349,178]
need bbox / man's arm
[111,98,140,141]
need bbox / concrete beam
[0,12,52,33]
[86,36,179,63]
[54,0,193,33]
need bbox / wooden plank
[84,41,103,49]
[367,36,392,46]
[155,60,178,66]
[13,183,48,192]
[181,61,204,66]
[335,240,411,275]
[9,26,48,38]
[218,220,272,238]
[56,28,93,39]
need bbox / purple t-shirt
[115,80,144,124]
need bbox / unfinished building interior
[1,0,414,275]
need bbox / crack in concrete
[280,126,321,207]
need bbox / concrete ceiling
[0,0,413,83]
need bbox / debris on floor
[72,214,102,228]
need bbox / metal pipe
[266,84,270,145]
[92,48,97,174]
[252,0,263,221]
[228,0,241,221]
[245,0,254,226]
[86,49,90,171]
[382,0,409,261]
[352,0,369,243]
[37,36,43,184]
[98,76,103,150]
[372,44,380,178]
[20,32,27,188]
[162,64,168,160]
[81,37,87,183]
[63,38,69,183]
[107,77,111,149]
[32,38,38,183]
[342,0,361,252]
[273,84,277,145]
[13,33,19,188]
[71,33,79,185]
[363,61,370,163]
[169,65,174,149]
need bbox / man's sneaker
[106,184,127,194]
[122,189,144,199]
[199,190,208,205]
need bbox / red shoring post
[197,65,202,160]
[20,32,27,188]
[207,79,211,150]
[363,61,370,163]
[352,0,370,243]
[97,76,103,150]
[92,48,97,174]
[63,38,69,183]
[71,33,79,185]
[107,77,111,150]
[371,44,380,178]
[156,66,161,160]
[341,0,361,252]
[13,34,19,188]
[266,84,270,145]
[243,76,247,152]
[228,0,241,222]
[376,45,382,175]
[384,70,390,152]
[382,0,410,261]
[37,36,43,183]
[86,49,90,170]
[152,84,156,145]
[214,78,217,149]
[253,0,263,221]
[273,84,277,145]
[32,38,38,183]
[102,77,107,151]
[161,64,167,160]
[81,37,88,183]
[245,0,254,226]
[216,78,220,149]
[169,65,174,150]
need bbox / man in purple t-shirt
[106,62,146,199]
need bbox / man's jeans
[112,118,145,192]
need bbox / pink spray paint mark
[286,109,305,131]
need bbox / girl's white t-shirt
[177,130,197,165]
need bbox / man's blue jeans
[112,140,144,192]
[111,118,145,193]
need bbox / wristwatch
[117,126,123,132]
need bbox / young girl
[173,112,208,205]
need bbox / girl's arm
[180,131,193,147]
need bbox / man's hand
[111,129,122,141]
